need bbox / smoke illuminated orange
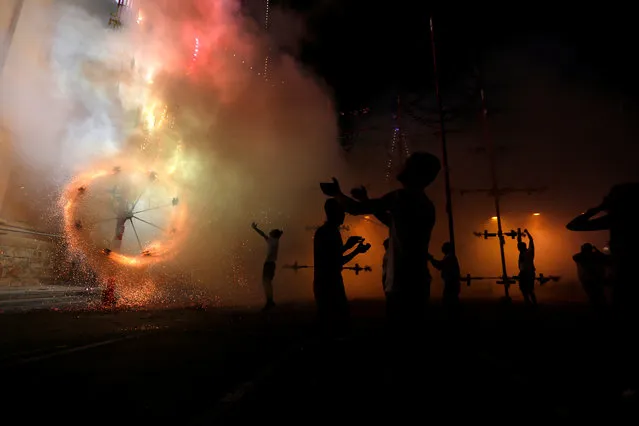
[60,164,189,270]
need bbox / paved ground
[1,299,637,425]
[0,285,100,312]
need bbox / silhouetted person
[566,183,639,312]
[351,186,392,228]
[428,242,461,312]
[517,229,537,306]
[567,183,639,398]
[573,243,608,310]
[251,222,283,311]
[353,186,393,300]
[313,198,370,338]
[321,151,441,336]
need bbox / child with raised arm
[251,222,283,311]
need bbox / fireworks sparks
[40,0,307,311]
[187,37,200,75]
[118,277,156,307]
[52,3,208,309]
[58,157,193,309]
[229,240,249,289]
[60,164,188,269]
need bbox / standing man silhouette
[567,183,639,399]
[251,222,283,311]
[313,198,370,338]
[517,229,537,306]
[428,241,461,313]
[573,243,608,310]
[321,151,441,336]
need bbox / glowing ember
[60,164,188,269]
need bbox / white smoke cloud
[1,0,350,305]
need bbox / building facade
[1,0,57,286]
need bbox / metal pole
[0,227,61,239]
[429,16,456,250]
[478,80,511,299]
[1,0,25,73]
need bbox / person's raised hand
[320,177,342,196]
[350,185,368,201]
[346,236,364,248]
[357,241,371,254]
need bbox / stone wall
[0,223,56,286]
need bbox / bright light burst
[60,164,188,268]
[57,8,200,307]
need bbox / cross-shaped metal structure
[456,72,547,299]
[283,261,372,275]
[460,274,560,287]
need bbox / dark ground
[1,299,637,425]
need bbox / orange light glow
[532,212,541,216]
[364,215,370,219]
[491,216,498,221]
[59,162,189,271]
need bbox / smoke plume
[1,0,348,306]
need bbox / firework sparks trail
[3,0,345,309]
[57,6,196,305]
[60,164,188,266]
[50,2,218,307]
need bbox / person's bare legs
[520,278,536,306]
[263,277,275,309]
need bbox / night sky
[90,2,639,112]
[280,4,639,112]
[320,7,636,105]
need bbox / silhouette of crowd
[250,150,638,399]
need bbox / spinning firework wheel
[61,162,188,271]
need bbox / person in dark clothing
[313,198,370,338]
[567,183,639,399]
[566,184,639,313]
[428,242,461,312]
[573,243,608,310]
[517,229,537,306]
[352,185,392,300]
[320,152,441,336]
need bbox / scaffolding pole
[429,16,456,251]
